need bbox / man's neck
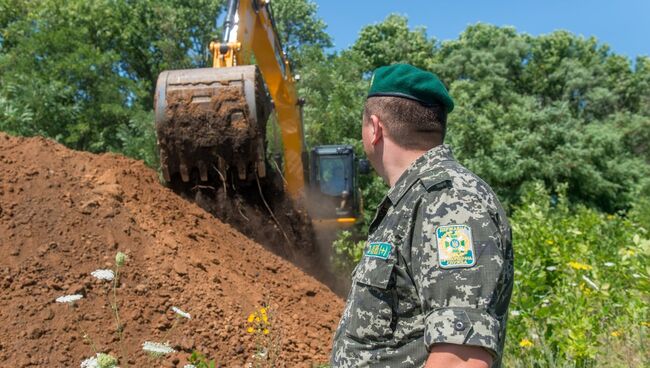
[383,147,429,187]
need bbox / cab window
[319,157,348,196]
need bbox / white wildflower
[545,266,557,271]
[582,275,600,290]
[183,365,197,368]
[91,269,115,281]
[603,262,615,267]
[81,353,118,368]
[171,306,191,319]
[81,356,98,368]
[510,310,521,317]
[142,341,175,355]
[56,294,83,303]
[632,273,641,279]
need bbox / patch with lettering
[435,224,476,268]
[365,242,392,260]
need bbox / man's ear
[370,114,383,145]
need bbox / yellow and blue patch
[365,242,392,260]
[435,224,476,268]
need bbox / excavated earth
[0,132,344,367]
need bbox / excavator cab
[308,145,364,228]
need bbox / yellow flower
[247,313,255,323]
[262,313,269,324]
[545,239,554,245]
[611,330,622,337]
[263,328,270,335]
[568,261,592,271]
[247,326,254,334]
[260,307,267,315]
[519,338,533,348]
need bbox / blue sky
[315,0,649,59]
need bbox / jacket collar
[386,144,455,205]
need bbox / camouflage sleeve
[410,187,506,357]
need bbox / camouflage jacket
[331,144,513,368]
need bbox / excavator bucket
[154,65,271,184]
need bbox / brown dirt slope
[0,132,343,367]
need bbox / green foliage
[114,110,158,168]
[188,350,217,368]
[0,87,33,130]
[430,24,650,212]
[331,230,365,274]
[504,183,649,367]
[270,0,332,60]
[0,0,224,162]
[0,0,331,168]
[352,14,435,71]
[297,47,367,148]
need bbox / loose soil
[156,66,270,182]
[0,132,344,367]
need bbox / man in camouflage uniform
[331,64,514,368]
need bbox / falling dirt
[0,132,343,367]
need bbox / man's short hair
[364,96,447,150]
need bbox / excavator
[153,0,366,236]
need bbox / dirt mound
[0,132,343,367]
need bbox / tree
[0,0,225,164]
[270,0,332,60]
[352,14,435,72]
[432,24,650,211]
[0,0,332,167]
[301,16,650,214]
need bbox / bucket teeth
[162,165,171,182]
[237,162,247,180]
[256,138,266,178]
[198,161,208,182]
[257,162,266,178]
[159,145,171,182]
[180,162,190,183]
[216,156,227,182]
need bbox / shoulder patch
[365,242,392,260]
[435,224,476,268]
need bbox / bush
[504,183,648,367]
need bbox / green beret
[368,64,454,113]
